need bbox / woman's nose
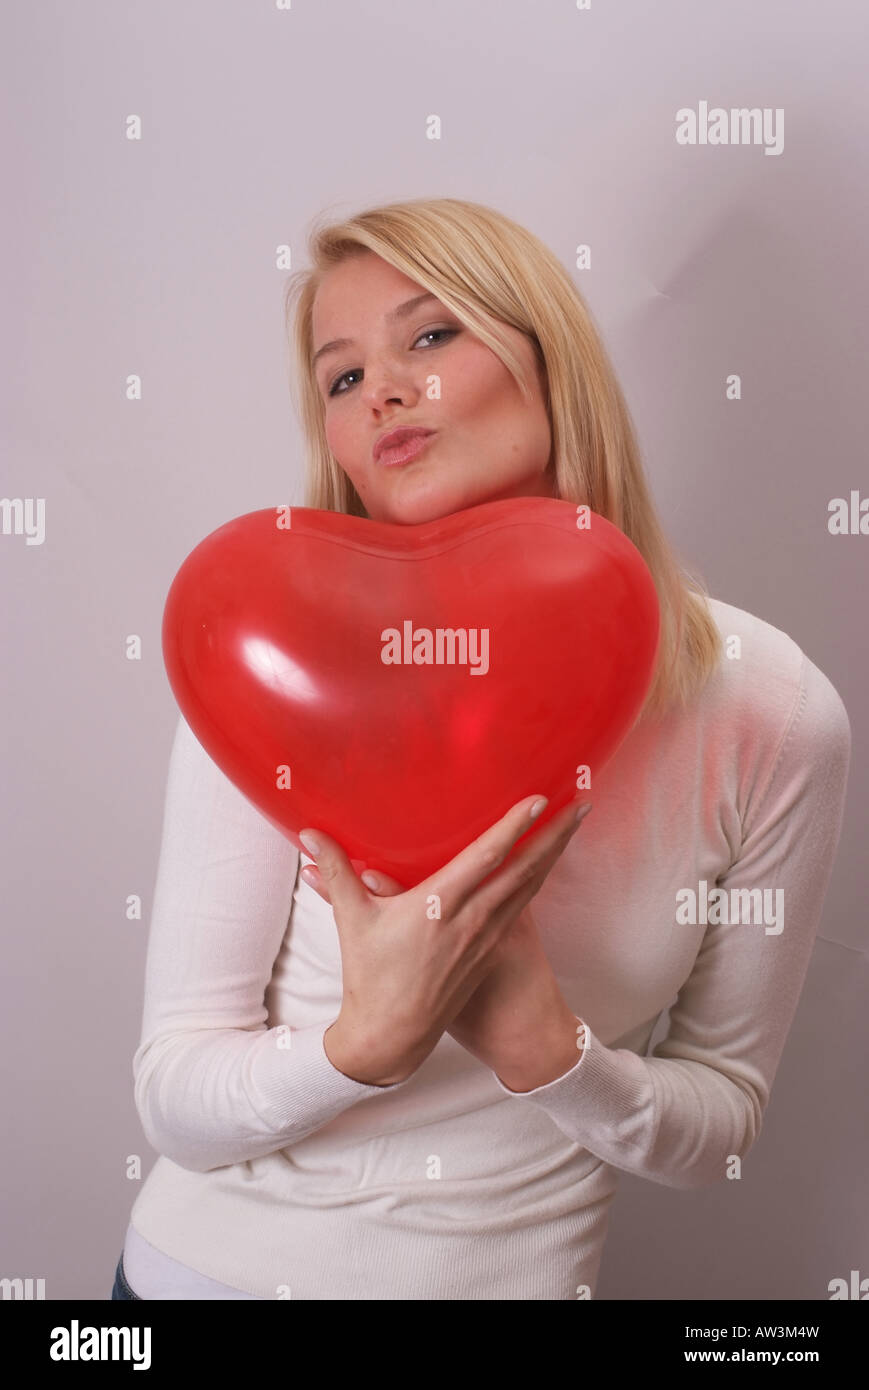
[360,359,416,410]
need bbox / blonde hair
[282,196,721,720]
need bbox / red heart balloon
[162,497,659,887]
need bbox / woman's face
[310,251,555,525]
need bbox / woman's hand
[442,901,587,1090]
[298,795,592,1088]
[327,835,591,1090]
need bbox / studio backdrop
[1,0,866,1302]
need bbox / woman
[112,197,851,1300]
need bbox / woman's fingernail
[361,871,379,890]
[572,802,593,827]
[299,831,321,856]
[529,797,548,820]
[300,865,318,884]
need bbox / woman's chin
[405,480,527,526]
[374,487,471,528]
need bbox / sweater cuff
[491,1018,656,1151]
[252,1019,414,1131]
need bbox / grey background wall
[2,0,866,1300]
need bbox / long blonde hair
[282,196,721,719]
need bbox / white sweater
[124,597,851,1300]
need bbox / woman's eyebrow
[312,292,441,370]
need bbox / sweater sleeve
[132,714,413,1174]
[491,652,852,1189]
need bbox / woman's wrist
[491,1000,584,1093]
[323,1018,416,1087]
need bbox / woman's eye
[413,327,456,350]
[327,368,361,397]
[326,327,457,398]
